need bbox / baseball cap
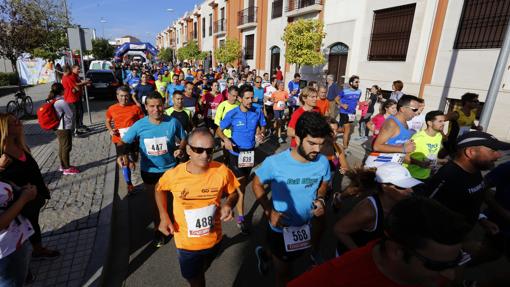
[456,131,510,150]
[375,163,423,188]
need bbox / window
[193,22,197,39]
[368,4,416,61]
[245,34,254,60]
[202,18,206,38]
[219,39,225,47]
[209,14,213,36]
[454,0,510,49]
[272,0,283,18]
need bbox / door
[328,43,349,85]
[270,46,281,76]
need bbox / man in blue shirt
[336,75,362,150]
[288,73,301,117]
[252,76,264,110]
[125,69,140,94]
[165,74,184,107]
[121,93,187,247]
[252,111,331,286]
[218,85,266,234]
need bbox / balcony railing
[286,0,322,12]
[238,6,257,26]
[214,19,226,34]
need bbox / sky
[68,0,203,43]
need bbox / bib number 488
[196,216,213,229]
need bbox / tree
[91,38,114,59]
[214,38,242,65]
[176,41,203,63]
[282,19,326,71]
[31,0,68,61]
[0,0,50,88]
[158,47,174,63]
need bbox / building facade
[157,0,510,139]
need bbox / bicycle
[6,89,33,119]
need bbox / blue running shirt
[338,88,362,114]
[220,106,266,153]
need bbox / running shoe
[255,246,270,275]
[63,167,80,175]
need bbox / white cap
[375,163,423,188]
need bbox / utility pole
[479,19,510,131]
[62,0,70,25]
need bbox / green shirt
[405,130,442,179]
[214,100,239,138]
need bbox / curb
[82,143,117,287]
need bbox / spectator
[61,64,91,136]
[326,74,339,118]
[389,80,404,102]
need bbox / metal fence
[454,0,510,49]
[286,0,322,12]
[214,19,226,34]
[368,3,416,61]
[238,6,257,26]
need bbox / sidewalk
[0,84,117,287]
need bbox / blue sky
[68,0,203,43]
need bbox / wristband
[316,198,326,208]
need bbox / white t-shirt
[264,86,277,106]
[0,181,34,259]
[407,113,426,133]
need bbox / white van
[89,60,113,71]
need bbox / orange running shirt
[271,91,289,111]
[105,103,144,143]
[316,99,330,116]
[156,161,240,251]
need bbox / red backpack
[37,99,60,130]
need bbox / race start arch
[114,42,158,62]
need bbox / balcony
[214,19,226,36]
[237,6,257,30]
[286,0,323,18]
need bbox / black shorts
[267,226,307,262]
[177,244,220,280]
[115,143,135,156]
[339,113,354,126]
[140,171,165,185]
[264,105,274,118]
[228,152,253,178]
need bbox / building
[157,0,510,139]
[114,35,141,46]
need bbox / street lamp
[100,18,107,38]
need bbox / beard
[472,159,495,171]
[297,143,318,161]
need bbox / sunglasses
[188,145,214,155]
[407,248,471,271]
[255,81,261,84]
[404,106,419,112]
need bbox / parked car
[85,70,119,99]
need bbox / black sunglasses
[404,106,419,112]
[407,248,471,271]
[188,145,214,155]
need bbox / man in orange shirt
[155,128,239,287]
[105,86,144,194]
[271,81,289,143]
[316,86,330,117]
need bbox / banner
[16,55,64,85]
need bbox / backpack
[37,99,60,130]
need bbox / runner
[367,95,419,168]
[355,85,379,140]
[106,86,145,194]
[252,112,331,287]
[200,80,224,131]
[287,73,301,118]
[406,97,426,134]
[334,163,420,256]
[120,93,187,247]
[214,86,240,163]
[155,74,168,98]
[252,76,264,110]
[271,81,289,143]
[367,99,397,145]
[326,75,340,118]
[183,82,199,117]
[336,75,362,151]
[218,85,266,234]
[221,77,235,99]
[289,197,471,287]
[263,77,278,133]
[316,86,330,117]
[404,110,446,180]
[155,128,239,287]
[132,73,155,115]
[287,87,319,147]
[165,90,193,133]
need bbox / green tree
[0,0,50,88]
[282,19,326,71]
[91,38,114,59]
[31,0,68,61]
[157,47,174,63]
[176,41,203,63]
[214,38,241,65]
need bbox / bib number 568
[292,229,308,241]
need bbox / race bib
[238,150,255,168]
[143,137,168,156]
[141,96,147,105]
[348,113,356,122]
[118,127,129,139]
[277,101,286,109]
[364,152,405,168]
[283,224,311,252]
[184,205,216,237]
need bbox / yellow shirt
[448,107,476,136]
[156,162,240,251]
[214,100,240,138]
[155,80,168,96]
[405,130,442,179]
